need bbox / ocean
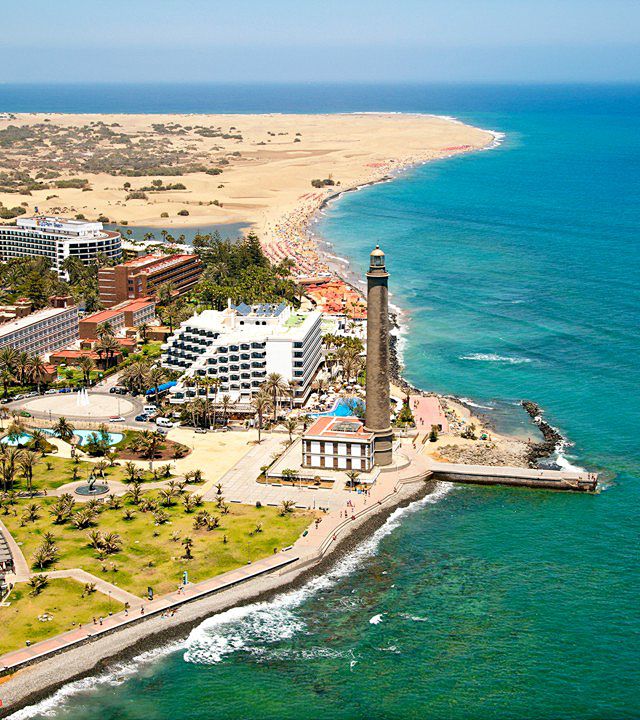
[3,83,639,720]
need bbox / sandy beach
[0,112,493,275]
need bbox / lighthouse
[364,245,393,466]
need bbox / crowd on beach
[261,192,332,278]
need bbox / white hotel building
[0,305,79,356]
[0,217,122,279]
[162,303,322,406]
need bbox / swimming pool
[1,429,124,447]
[311,397,365,417]
[0,432,33,446]
[72,430,124,446]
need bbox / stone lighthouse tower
[364,245,393,466]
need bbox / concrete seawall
[427,459,597,492]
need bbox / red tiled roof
[305,415,374,440]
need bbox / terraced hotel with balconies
[161,302,322,405]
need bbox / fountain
[75,473,108,497]
[76,388,90,408]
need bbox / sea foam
[184,483,452,666]
[6,641,184,720]
[460,353,532,365]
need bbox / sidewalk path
[45,569,140,605]
[0,519,30,583]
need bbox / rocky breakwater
[521,400,567,467]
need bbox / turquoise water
[1,430,123,447]
[311,397,364,417]
[70,430,124,447]
[4,85,640,720]
[0,433,33,447]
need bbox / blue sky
[2,0,639,83]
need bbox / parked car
[155,417,174,428]
[135,414,149,422]
[194,427,207,434]
[143,404,158,414]
[45,389,58,395]
[110,386,128,395]
[59,388,72,393]
[109,416,125,423]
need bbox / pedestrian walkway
[0,519,30,582]
[45,569,140,605]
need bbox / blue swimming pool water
[311,397,364,417]
[1,429,124,447]
[72,430,124,446]
[0,432,33,446]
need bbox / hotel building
[98,253,202,307]
[162,303,322,405]
[78,298,156,340]
[301,416,375,472]
[0,217,122,279]
[0,305,79,356]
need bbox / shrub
[177,209,189,216]
[160,212,169,218]
[55,178,89,189]
[125,191,148,200]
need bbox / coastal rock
[434,441,529,468]
[521,400,566,467]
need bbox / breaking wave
[184,483,451,665]
[460,353,532,365]
[6,641,184,720]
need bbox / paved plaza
[18,392,139,421]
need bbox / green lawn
[0,578,123,656]
[3,493,311,597]
[7,455,166,493]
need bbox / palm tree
[0,347,17,377]
[95,335,120,369]
[251,390,271,444]
[148,366,165,407]
[181,536,194,559]
[30,428,48,455]
[138,431,161,460]
[284,416,299,444]
[126,480,143,505]
[6,417,26,444]
[0,446,23,492]
[210,377,222,428]
[124,461,141,483]
[15,351,30,386]
[19,450,39,495]
[52,416,75,442]
[96,321,114,340]
[263,373,289,423]
[121,359,151,394]
[0,367,15,398]
[78,355,95,386]
[200,377,214,428]
[26,355,47,391]
[346,470,361,489]
[138,322,150,344]
[220,394,232,425]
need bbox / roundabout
[18,392,139,421]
